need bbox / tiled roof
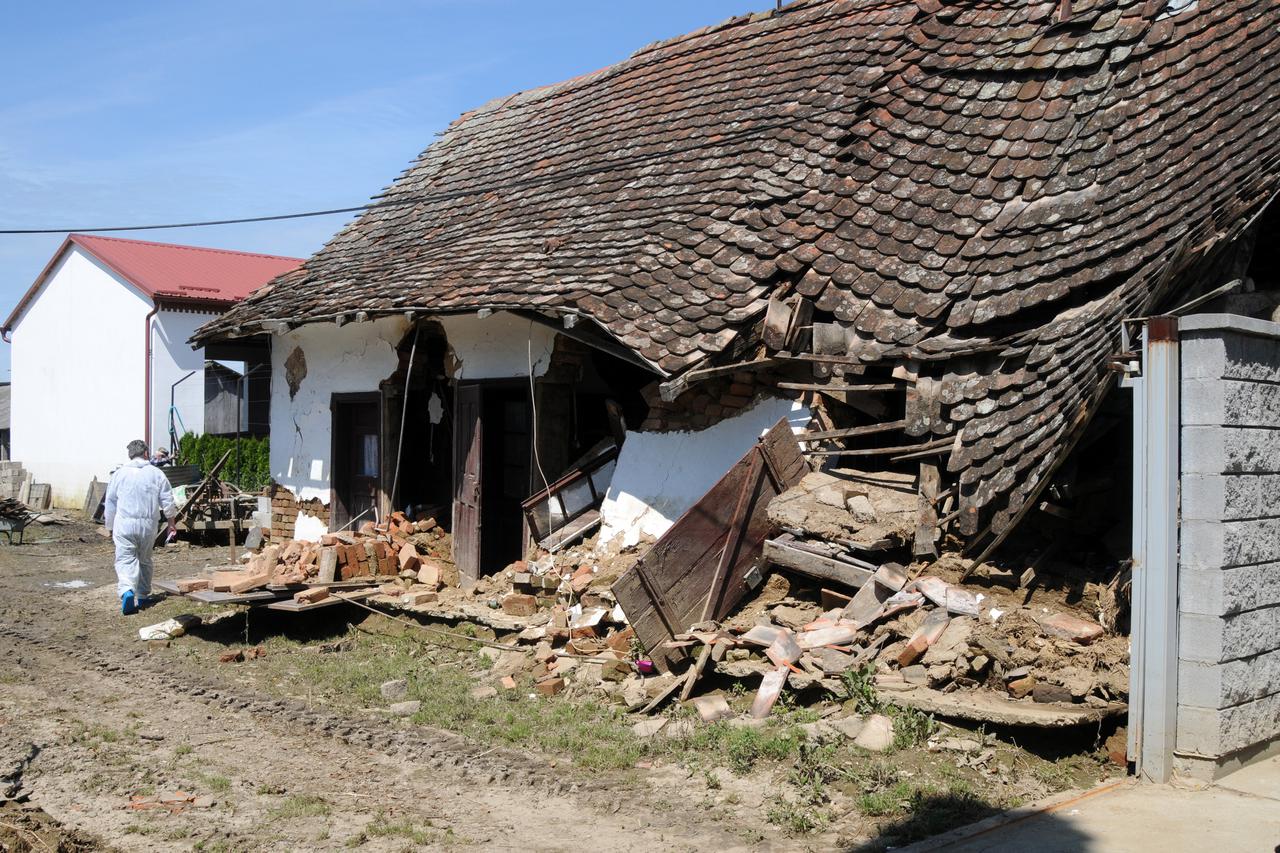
[198,0,1280,539]
[3,235,304,331]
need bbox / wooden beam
[805,437,953,457]
[763,538,874,590]
[659,358,781,402]
[778,382,903,393]
[799,420,907,441]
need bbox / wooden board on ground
[266,589,375,612]
[612,418,808,672]
[185,588,280,604]
[878,686,1127,728]
[764,537,874,590]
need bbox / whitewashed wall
[151,308,219,450]
[598,397,813,548]
[269,316,408,507]
[437,311,557,380]
[9,247,150,506]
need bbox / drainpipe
[144,306,158,446]
[1125,315,1181,783]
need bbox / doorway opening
[330,392,381,531]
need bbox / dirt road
[0,523,831,852]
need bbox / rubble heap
[173,514,453,601]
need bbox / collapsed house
[187,0,1280,780]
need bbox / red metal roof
[3,234,304,331]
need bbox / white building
[2,234,301,507]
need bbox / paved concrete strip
[900,756,1280,852]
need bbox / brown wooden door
[453,383,483,586]
[332,394,381,531]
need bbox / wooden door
[332,394,381,531]
[611,418,809,671]
[453,383,483,586]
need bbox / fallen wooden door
[453,383,483,586]
[611,418,808,671]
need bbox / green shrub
[177,433,270,493]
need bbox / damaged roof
[198,0,1280,539]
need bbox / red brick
[534,677,564,696]
[502,593,538,617]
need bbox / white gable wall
[151,308,218,450]
[9,247,150,506]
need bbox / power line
[0,204,375,235]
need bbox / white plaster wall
[598,396,812,548]
[270,316,409,513]
[9,247,151,507]
[151,308,219,449]
[437,311,557,380]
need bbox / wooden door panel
[453,383,483,586]
[611,418,808,671]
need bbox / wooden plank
[452,383,483,586]
[914,462,941,560]
[701,450,764,621]
[763,538,874,590]
[186,588,280,604]
[612,419,807,672]
[798,420,907,442]
[778,382,903,393]
[805,437,953,457]
[266,589,375,612]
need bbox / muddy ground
[0,518,1119,852]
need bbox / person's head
[126,440,148,460]
[155,448,169,459]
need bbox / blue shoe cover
[122,590,137,615]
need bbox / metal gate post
[1133,316,1181,782]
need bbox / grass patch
[195,773,232,793]
[888,706,937,750]
[366,812,438,846]
[268,794,330,819]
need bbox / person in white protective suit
[104,440,178,615]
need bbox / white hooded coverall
[104,458,178,599]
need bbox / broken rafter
[777,381,903,393]
[772,352,871,368]
[804,436,952,458]
[798,419,907,441]
[658,357,781,402]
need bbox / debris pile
[165,513,452,606]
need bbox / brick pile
[267,483,329,542]
[179,514,450,599]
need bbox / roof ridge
[70,233,303,263]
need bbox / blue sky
[0,0,769,380]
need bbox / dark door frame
[452,379,534,584]
[330,391,385,531]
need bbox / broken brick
[535,677,565,696]
[1038,613,1105,645]
[293,587,330,604]
[1007,675,1036,699]
[397,543,420,574]
[501,593,538,617]
[400,590,438,607]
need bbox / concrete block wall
[1177,315,1280,777]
